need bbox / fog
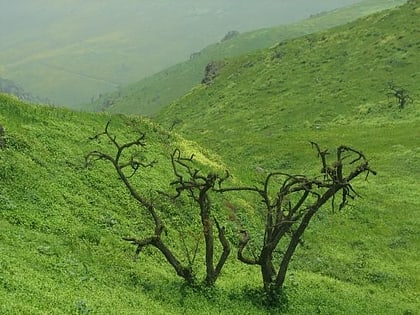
[0,0,363,105]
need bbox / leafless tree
[0,124,4,149]
[85,122,232,286]
[387,82,413,109]
[85,124,376,296]
[217,142,376,296]
[85,121,194,283]
[161,149,231,285]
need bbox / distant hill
[0,76,51,104]
[1,0,362,107]
[157,0,419,169]
[86,0,406,115]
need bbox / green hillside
[158,0,419,169]
[1,89,419,313]
[1,1,419,313]
[156,0,420,311]
[88,0,406,116]
[0,94,244,314]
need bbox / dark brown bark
[213,218,230,281]
[166,149,231,285]
[85,122,192,283]
[218,143,375,295]
[237,230,258,265]
[123,236,193,283]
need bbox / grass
[1,1,419,313]
[157,0,419,170]
[1,87,418,313]
[88,0,406,116]
[154,0,420,312]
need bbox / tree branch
[213,218,231,279]
[237,230,258,265]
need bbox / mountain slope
[0,3,419,311]
[0,77,51,104]
[1,1,362,107]
[1,88,419,313]
[87,0,406,115]
[155,1,420,312]
[157,0,419,168]
[0,94,248,314]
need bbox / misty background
[0,0,362,106]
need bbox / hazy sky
[0,1,363,47]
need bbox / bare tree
[217,142,376,296]
[162,149,231,285]
[387,82,413,109]
[85,122,231,286]
[85,121,194,283]
[85,123,375,296]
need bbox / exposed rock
[221,30,240,42]
[201,61,221,85]
[189,51,202,60]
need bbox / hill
[1,79,418,314]
[87,0,406,115]
[1,1,358,107]
[0,94,245,314]
[157,0,419,168]
[1,1,419,313]
[156,0,420,311]
[0,77,51,104]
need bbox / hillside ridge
[86,0,406,115]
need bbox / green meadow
[1,0,419,314]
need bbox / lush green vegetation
[155,0,420,312]
[0,94,250,314]
[158,0,419,170]
[88,0,406,115]
[1,1,419,314]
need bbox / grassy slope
[89,0,406,116]
[3,97,416,315]
[3,94,391,314]
[0,97,418,315]
[0,95,248,314]
[0,2,419,314]
[158,1,419,169]
[156,0,420,313]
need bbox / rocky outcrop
[201,61,222,85]
[221,30,239,42]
